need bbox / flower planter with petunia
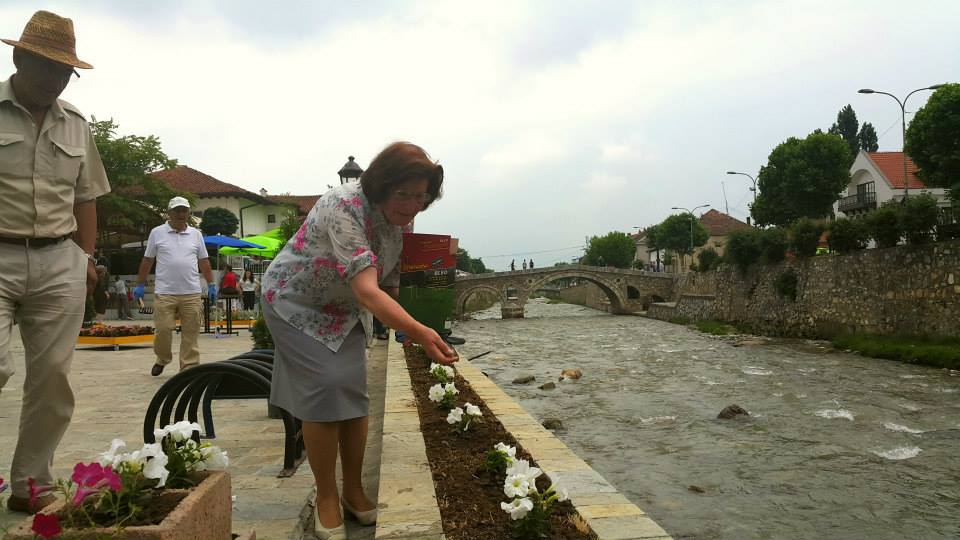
[6,422,232,540]
[77,324,155,350]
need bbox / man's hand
[208,284,217,303]
[133,284,145,300]
[85,261,97,295]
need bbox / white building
[837,151,950,218]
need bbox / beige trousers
[0,240,86,497]
[153,293,202,369]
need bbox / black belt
[0,235,70,248]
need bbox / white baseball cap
[168,196,191,210]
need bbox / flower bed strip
[450,360,673,540]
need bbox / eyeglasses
[391,190,433,205]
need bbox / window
[267,214,276,224]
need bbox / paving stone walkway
[0,321,387,540]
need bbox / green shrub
[774,269,798,301]
[669,315,691,325]
[833,333,960,370]
[865,202,902,248]
[725,229,762,271]
[697,248,720,272]
[250,313,274,350]
[899,194,939,245]
[790,218,824,258]
[759,227,787,263]
[828,218,868,253]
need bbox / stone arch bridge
[454,265,676,318]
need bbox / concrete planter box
[7,470,232,540]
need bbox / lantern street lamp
[857,84,946,200]
[338,155,364,185]
[670,204,710,271]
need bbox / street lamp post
[670,204,710,271]
[858,84,945,200]
[338,156,364,185]
[726,171,757,205]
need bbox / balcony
[838,191,877,213]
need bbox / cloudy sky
[2,1,956,269]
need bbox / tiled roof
[269,195,322,215]
[698,209,751,236]
[866,152,925,189]
[151,166,271,204]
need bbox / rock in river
[512,375,536,384]
[539,382,556,390]
[542,418,564,430]
[717,404,750,419]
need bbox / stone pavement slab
[0,321,388,540]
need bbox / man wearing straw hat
[0,11,109,513]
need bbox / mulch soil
[404,346,596,540]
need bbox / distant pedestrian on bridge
[522,259,528,270]
[529,259,534,269]
[510,259,515,272]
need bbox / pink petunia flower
[70,463,121,505]
[31,513,61,539]
[0,475,7,494]
[28,477,53,511]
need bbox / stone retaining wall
[674,240,960,337]
[377,338,673,540]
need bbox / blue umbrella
[203,235,266,249]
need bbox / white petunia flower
[428,384,446,403]
[160,421,202,442]
[504,474,532,498]
[443,382,459,395]
[494,442,516,458]
[199,445,230,470]
[142,449,170,487]
[464,402,482,417]
[506,459,542,482]
[98,438,128,468]
[500,497,534,520]
[446,407,463,425]
[555,485,569,502]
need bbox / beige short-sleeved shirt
[0,76,110,238]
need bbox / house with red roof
[151,166,320,236]
[836,151,950,218]
[696,209,752,258]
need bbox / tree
[91,119,184,247]
[199,207,239,237]
[904,83,960,196]
[583,231,636,268]
[790,218,825,257]
[751,132,852,227]
[857,122,879,152]
[899,194,940,245]
[654,214,709,270]
[455,248,489,274]
[828,104,860,159]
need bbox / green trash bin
[398,286,454,334]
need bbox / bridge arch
[455,284,506,317]
[523,270,629,315]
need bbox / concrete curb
[376,337,673,540]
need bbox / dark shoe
[7,493,57,514]
[150,363,165,376]
[442,335,466,345]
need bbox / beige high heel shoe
[341,496,378,526]
[314,504,346,540]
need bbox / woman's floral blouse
[261,182,401,352]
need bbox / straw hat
[2,10,92,69]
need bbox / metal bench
[142,350,306,477]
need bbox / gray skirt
[264,304,369,422]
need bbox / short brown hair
[360,142,443,209]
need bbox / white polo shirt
[144,223,209,295]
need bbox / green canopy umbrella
[218,228,286,259]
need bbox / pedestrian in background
[522,259,528,270]
[112,275,133,320]
[529,259,534,269]
[240,269,258,310]
[92,265,110,322]
[0,10,110,514]
[510,259,515,272]
[134,196,216,376]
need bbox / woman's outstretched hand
[415,326,459,365]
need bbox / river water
[451,299,960,540]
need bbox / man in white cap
[0,11,110,513]
[134,196,217,376]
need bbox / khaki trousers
[153,293,202,369]
[0,240,86,497]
